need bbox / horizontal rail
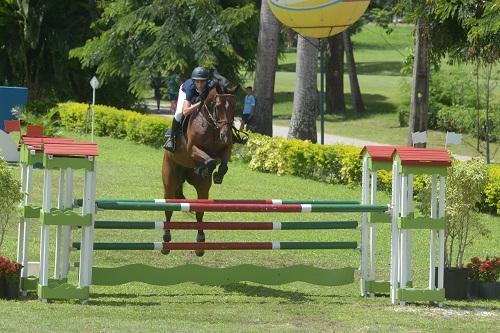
[94,221,359,230]
[89,201,389,213]
[75,198,361,206]
[72,241,358,251]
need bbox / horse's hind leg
[193,174,212,257]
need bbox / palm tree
[288,36,319,142]
[249,0,281,136]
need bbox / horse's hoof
[195,249,205,257]
[161,249,170,255]
[213,172,223,184]
[163,231,171,242]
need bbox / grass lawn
[0,133,498,333]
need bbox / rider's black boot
[164,118,181,152]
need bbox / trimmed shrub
[481,164,500,214]
[238,133,362,186]
[55,102,170,147]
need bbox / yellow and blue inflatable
[268,0,370,38]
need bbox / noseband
[202,94,235,130]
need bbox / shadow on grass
[277,63,296,72]
[356,61,402,76]
[221,283,311,303]
[272,92,397,120]
[278,61,403,76]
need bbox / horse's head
[204,83,239,144]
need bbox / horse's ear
[227,85,239,95]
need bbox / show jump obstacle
[15,133,451,305]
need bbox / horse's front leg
[213,147,232,184]
[194,174,212,257]
[190,145,217,178]
[161,210,173,255]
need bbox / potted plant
[0,256,7,299]
[2,257,22,300]
[419,158,489,299]
[467,256,500,300]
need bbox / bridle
[202,93,235,130]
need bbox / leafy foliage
[0,0,98,101]
[417,158,489,267]
[0,158,22,252]
[70,0,259,97]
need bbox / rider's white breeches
[174,87,185,122]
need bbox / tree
[70,0,259,98]
[326,34,345,114]
[398,0,499,149]
[408,19,430,147]
[288,36,319,142]
[248,0,281,136]
[0,0,98,101]
[343,28,365,114]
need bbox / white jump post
[360,146,395,297]
[391,147,450,306]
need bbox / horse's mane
[212,70,230,94]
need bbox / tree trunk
[288,36,319,142]
[408,20,430,147]
[326,33,345,114]
[343,29,364,114]
[248,0,281,136]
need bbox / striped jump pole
[94,221,358,230]
[72,241,358,251]
[91,201,389,213]
[75,198,361,206]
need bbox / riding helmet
[191,67,210,80]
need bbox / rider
[164,66,211,152]
[164,66,246,152]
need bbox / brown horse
[161,82,238,256]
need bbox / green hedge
[235,133,361,186]
[55,102,170,147]
[482,164,500,214]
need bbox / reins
[201,93,235,130]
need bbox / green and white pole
[19,163,33,296]
[39,168,52,302]
[369,167,377,289]
[438,175,446,307]
[390,159,400,305]
[78,158,97,301]
[360,156,369,296]
[60,168,74,279]
[54,169,66,279]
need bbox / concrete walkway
[147,102,470,160]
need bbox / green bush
[237,133,362,186]
[55,102,170,147]
[398,68,477,128]
[0,158,23,250]
[417,158,489,267]
[481,164,500,214]
[436,105,499,142]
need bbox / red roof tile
[43,143,99,157]
[360,145,395,162]
[393,147,451,167]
